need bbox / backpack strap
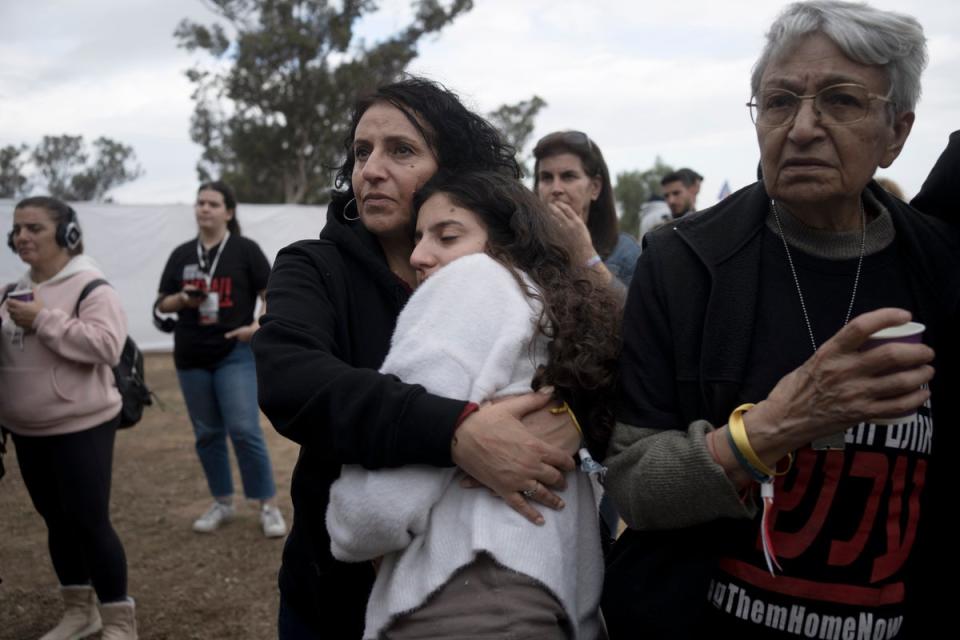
[75,278,110,317]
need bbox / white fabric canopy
[1,199,327,351]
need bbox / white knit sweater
[326,253,603,639]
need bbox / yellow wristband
[550,401,583,438]
[728,403,793,478]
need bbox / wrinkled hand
[6,294,42,330]
[747,308,934,457]
[452,391,577,525]
[225,321,258,342]
[546,201,595,264]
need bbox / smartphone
[185,289,208,299]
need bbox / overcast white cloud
[0,0,957,206]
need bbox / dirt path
[0,354,299,639]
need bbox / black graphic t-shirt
[158,235,271,369]
[703,229,931,639]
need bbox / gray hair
[751,1,928,113]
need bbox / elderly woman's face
[757,32,913,211]
[351,102,439,240]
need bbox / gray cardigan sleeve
[605,419,756,530]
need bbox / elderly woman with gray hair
[603,2,960,638]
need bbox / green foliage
[29,135,143,202]
[0,144,30,199]
[614,156,674,237]
[487,96,547,178]
[70,138,145,201]
[176,0,474,204]
[32,135,87,200]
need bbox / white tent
[0,199,327,351]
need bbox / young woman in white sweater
[326,170,621,639]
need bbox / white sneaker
[260,504,287,538]
[192,501,235,533]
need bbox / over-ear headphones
[8,205,83,253]
[57,206,83,251]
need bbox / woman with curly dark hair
[327,170,619,639]
[252,77,584,639]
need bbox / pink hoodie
[1,256,126,436]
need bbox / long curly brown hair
[413,170,622,457]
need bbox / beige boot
[39,585,102,640]
[99,598,138,640]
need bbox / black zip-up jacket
[605,181,960,639]
[252,200,467,636]
[911,129,959,220]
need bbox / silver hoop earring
[343,198,359,221]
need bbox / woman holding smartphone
[156,181,286,538]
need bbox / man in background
[660,168,702,218]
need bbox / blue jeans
[176,342,276,500]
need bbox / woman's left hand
[225,321,259,342]
[546,201,595,264]
[6,294,43,330]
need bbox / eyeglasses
[747,83,893,128]
[534,130,596,156]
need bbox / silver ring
[521,484,538,499]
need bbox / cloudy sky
[1,0,957,208]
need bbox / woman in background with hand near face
[156,181,286,539]
[533,131,641,289]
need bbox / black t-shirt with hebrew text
[158,235,270,369]
[703,228,930,639]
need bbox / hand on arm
[452,391,576,525]
[459,392,580,482]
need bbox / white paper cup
[862,321,926,425]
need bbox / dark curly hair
[414,170,622,458]
[532,131,619,259]
[332,76,520,218]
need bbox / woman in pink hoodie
[1,196,137,640]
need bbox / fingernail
[556,500,565,509]
[535,516,545,525]
[538,385,555,395]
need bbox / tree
[614,157,674,238]
[32,135,87,200]
[487,96,547,178]
[30,135,143,201]
[0,144,30,199]
[70,137,145,201]
[176,0,474,204]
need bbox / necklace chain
[770,199,866,354]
